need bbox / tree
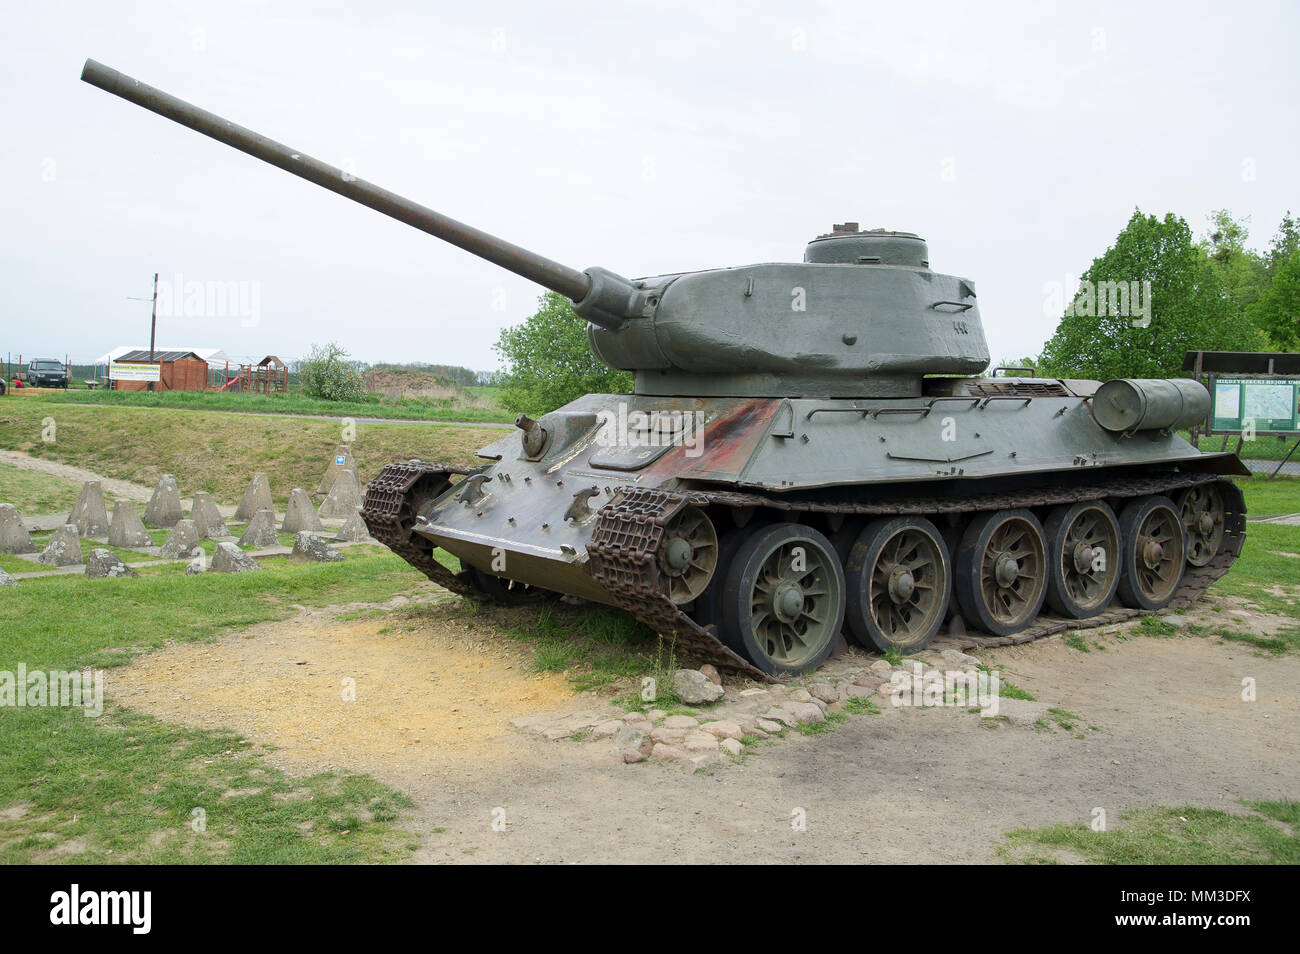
[1267,211,1300,275]
[1201,209,1269,320]
[1248,247,1300,350]
[1039,210,1267,379]
[494,292,633,415]
[300,341,365,401]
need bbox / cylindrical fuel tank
[1091,378,1210,433]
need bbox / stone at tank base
[85,548,137,578]
[0,504,36,555]
[144,474,184,528]
[68,480,110,537]
[210,541,260,573]
[108,500,153,548]
[38,524,84,567]
[333,509,372,543]
[191,491,229,539]
[282,488,323,534]
[234,473,273,522]
[291,531,343,562]
[238,509,279,549]
[160,519,201,559]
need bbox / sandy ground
[110,592,1300,864]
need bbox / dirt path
[0,448,155,501]
[110,593,1300,864]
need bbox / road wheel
[1043,501,1121,618]
[656,505,718,605]
[845,516,951,653]
[720,522,845,675]
[1116,496,1186,610]
[1175,484,1226,567]
[955,509,1048,636]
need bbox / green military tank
[83,60,1248,679]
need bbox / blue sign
[335,455,346,465]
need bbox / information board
[1210,376,1300,434]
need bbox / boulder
[38,524,83,566]
[282,488,323,534]
[333,509,372,543]
[190,491,228,539]
[159,519,201,559]
[673,669,725,705]
[615,724,653,763]
[210,541,260,573]
[290,531,343,563]
[85,548,136,578]
[185,554,206,575]
[237,508,279,549]
[0,568,16,587]
[233,473,273,522]
[0,504,36,554]
[107,500,153,547]
[68,480,110,537]
[143,474,183,528]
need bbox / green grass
[1000,800,1299,864]
[32,384,513,424]
[0,546,435,862]
[1193,432,1300,462]
[794,710,849,736]
[842,696,881,715]
[0,462,103,514]
[1235,475,1300,517]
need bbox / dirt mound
[367,370,471,401]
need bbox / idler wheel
[845,516,951,653]
[720,523,845,675]
[1043,501,1121,618]
[1116,496,1186,610]
[656,506,718,605]
[955,509,1048,637]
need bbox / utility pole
[147,272,158,392]
[128,272,160,392]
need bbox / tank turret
[82,59,987,398]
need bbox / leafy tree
[300,341,366,401]
[1039,210,1267,379]
[1267,211,1300,274]
[1201,210,1269,319]
[1248,248,1300,349]
[494,292,633,415]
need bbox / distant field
[25,386,514,424]
[0,461,99,514]
[0,396,502,508]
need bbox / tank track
[364,462,1245,682]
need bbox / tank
[82,59,1249,678]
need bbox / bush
[299,342,365,402]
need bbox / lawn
[0,461,103,514]
[26,383,514,424]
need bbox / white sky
[2,0,1296,371]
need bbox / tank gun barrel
[81,59,640,329]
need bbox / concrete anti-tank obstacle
[38,524,84,567]
[108,500,153,548]
[159,519,201,559]
[282,488,323,534]
[318,469,363,519]
[0,504,37,555]
[85,548,137,579]
[315,444,357,496]
[333,509,372,543]
[211,541,260,573]
[238,508,279,549]
[68,480,110,537]
[144,474,184,528]
[234,473,273,522]
[191,492,229,539]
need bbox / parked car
[25,359,69,388]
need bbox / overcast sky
[2,1,1297,373]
